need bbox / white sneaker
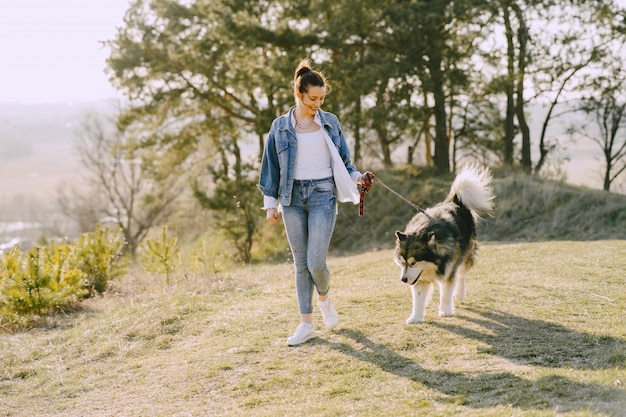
[318,298,339,328]
[287,323,317,346]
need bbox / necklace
[295,115,315,130]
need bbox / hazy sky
[0,0,130,104]
[1,1,625,105]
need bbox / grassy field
[1,240,625,416]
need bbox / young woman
[258,59,373,346]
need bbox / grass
[1,241,625,416]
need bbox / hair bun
[296,66,312,78]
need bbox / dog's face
[394,230,441,285]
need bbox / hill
[1,241,624,416]
[331,168,626,254]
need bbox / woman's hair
[293,59,331,95]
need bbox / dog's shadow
[317,311,625,414]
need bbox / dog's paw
[406,315,424,324]
[438,309,455,317]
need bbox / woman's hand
[358,171,375,187]
[266,208,279,224]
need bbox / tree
[576,72,626,191]
[452,0,620,176]
[61,109,184,257]
[106,0,313,259]
[190,118,260,263]
[381,0,489,173]
[529,1,618,175]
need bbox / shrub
[139,225,180,284]
[72,225,128,295]
[0,244,87,326]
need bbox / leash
[359,173,429,217]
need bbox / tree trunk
[503,6,515,168]
[429,55,450,174]
[354,98,362,165]
[514,4,531,173]
[381,134,393,168]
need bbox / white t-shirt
[294,129,333,180]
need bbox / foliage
[104,0,626,176]
[72,225,128,295]
[101,0,626,266]
[139,225,180,284]
[0,244,87,328]
[0,225,127,328]
[192,159,260,264]
[63,109,185,257]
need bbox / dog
[394,164,495,324]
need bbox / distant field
[0,102,89,221]
[0,241,624,416]
[0,101,111,198]
[0,141,80,196]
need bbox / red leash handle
[359,183,372,217]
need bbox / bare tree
[569,68,626,191]
[59,108,184,257]
[577,89,626,191]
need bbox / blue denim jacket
[258,106,359,207]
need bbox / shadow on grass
[320,326,625,416]
[434,307,626,370]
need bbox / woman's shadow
[318,309,625,415]
[432,306,625,370]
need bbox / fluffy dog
[394,165,495,324]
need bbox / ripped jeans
[281,177,337,315]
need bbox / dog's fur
[394,165,495,324]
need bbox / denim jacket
[258,106,360,207]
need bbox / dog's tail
[447,164,495,220]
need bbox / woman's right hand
[266,208,279,224]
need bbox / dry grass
[1,241,625,416]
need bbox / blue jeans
[282,177,337,315]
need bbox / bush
[0,225,128,329]
[0,244,87,327]
[72,225,128,295]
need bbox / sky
[0,0,130,104]
[1,1,625,105]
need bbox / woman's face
[298,85,326,117]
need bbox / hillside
[1,242,624,416]
[331,168,626,254]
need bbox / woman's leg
[282,204,315,322]
[305,191,337,298]
[306,180,339,328]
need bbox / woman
[258,59,373,346]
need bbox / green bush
[0,225,128,328]
[72,225,128,295]
[0,244,87,326]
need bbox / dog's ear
[395,231,407,242]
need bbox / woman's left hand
[359,171,375,187]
